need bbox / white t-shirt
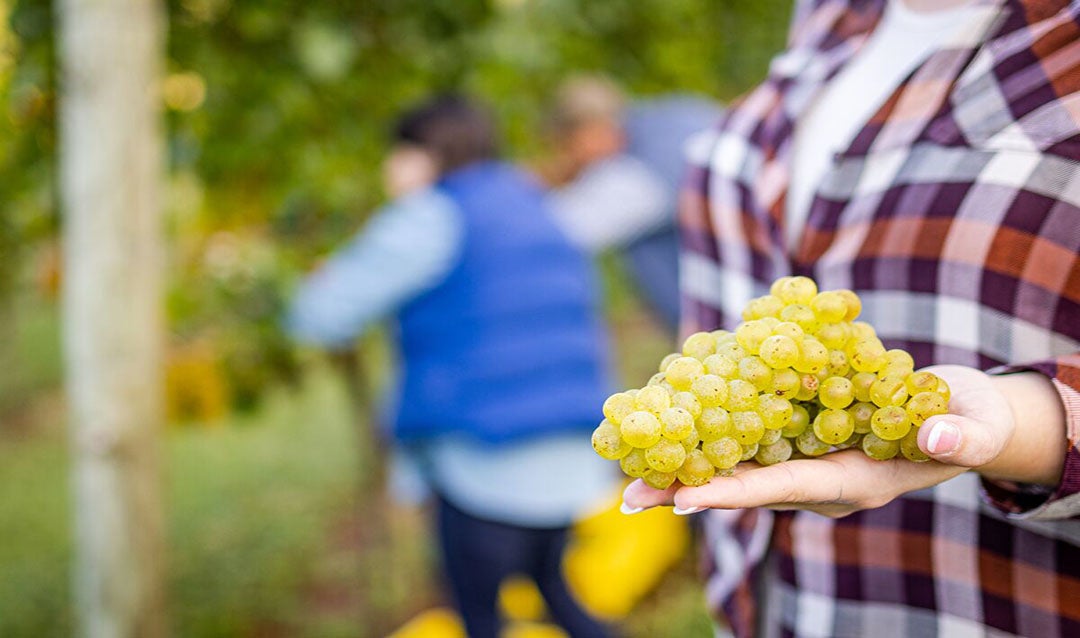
[785,0,979,249]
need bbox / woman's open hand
[622,365,1065,518]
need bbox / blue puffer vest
[393,161,612,445]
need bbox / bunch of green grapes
[591,276,951,489]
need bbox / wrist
[982,372,1066,486]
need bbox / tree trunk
[57,0,167,636]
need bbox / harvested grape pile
[592,277,951,490]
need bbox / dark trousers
[435,496,612,638]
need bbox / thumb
[918,415,1004,468]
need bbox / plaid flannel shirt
[681,0,1080,636]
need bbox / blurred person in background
[539,75,721,337]
[287,94,615,638]
[623,0,1080,636]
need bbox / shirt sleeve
[285,188,463,348]
[984,354,1080,521]
[546,155,671,252]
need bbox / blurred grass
[0,366,363,637]
[166,367,360,637]
[0,294,63,413]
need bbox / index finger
[672,451,961,511]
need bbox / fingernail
[673,505,704,515]
[620,503,644,515]
[927,420,961,455]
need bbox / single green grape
[672,391,703,420]
[645,438,687,473]
[646,372,667,387]
[681,424,700,452]
[878,362,915,381]
[740,443,760,462]
[810,291,848,323]
[658,352,681,374]
[702,436,742,470]
[796,428,831,456]
[813,408,855,445]
[826,349,850,377]
[780,303,820,333]
[735,320,773,355]
[757,394,794,430]
[697,407,733,441]
[851,371,877,403]
[691,374,729,408]
[795,372,820,401]
[935,377,951,401]
[664,356,705,391]
[683,331,717,360]
[778,276,818,304]
[849,321,877,343]
[904,370,939,395]
[769,367,802,399]
[738,355,774,391]
[725,379,759,411]
[755,438,793,466]
[816,321,852,351]
[849,339,887,373]
[794,338,829,374]
[759,427,783,445]
[759,335,801,369]
[869,374,909,408]
[769,276,794,298]
[834,289,862,321]
[620,411,662,448]
[619,448,650,478]
[871,405,911,441]
[884,349,915,370]
[677,449,716,487]
[758,317,781,332]
[702,353,739,379]
[602,392,636,425]
[591,419,632,460]
[660,406,695,440]
[636,384,673,414]
[714,340,748,361]
[819,376,855,410]
[772,321,805,340]
[782,403,811,438]
[900,427,930,462]
[642,470,677,490]
[905,391,948,426]
[712,329,732,342]
[731,410,765,445]
[848,401,876,434]
[861,432,900,460]
[742,294,785,320]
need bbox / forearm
[982,372,1067,486]
[287,189,462,347]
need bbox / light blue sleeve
[286,188,463,348]
[546,154,671,252]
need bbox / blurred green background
[0,0,790,636]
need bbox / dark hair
[393,94,499,175]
